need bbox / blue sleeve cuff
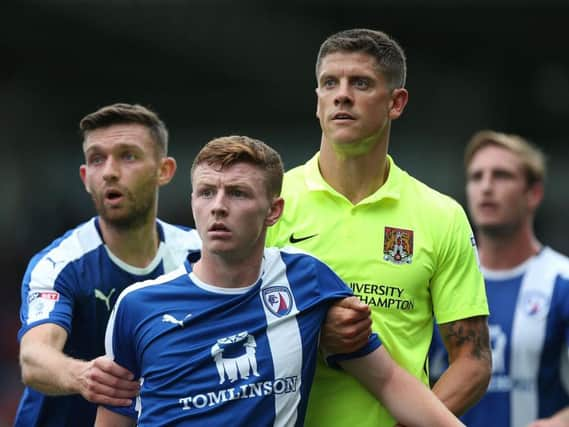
[325,332,382,369]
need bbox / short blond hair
[465,130,546,185]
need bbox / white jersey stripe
[261,248,302,427]
[511,248,560,427]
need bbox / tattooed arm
[431,315,492,416]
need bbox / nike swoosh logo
[289,233,318,244]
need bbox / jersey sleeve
[102,290,139,419]
[431,202,489,324]
[18,253,77,341]
[312,257,382,364]
[309,255,355,304]
[325,333,382,369]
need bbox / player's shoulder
[157,219,202,250]
[281,162,309,194]
[392,165,467,231]
[264,246,328,274]
[399,167,462,211]
[540,247,569,276]
[26,218,102,275]
[116,264,189,307]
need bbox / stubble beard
[476,219,522,240]
[93,189,156,230]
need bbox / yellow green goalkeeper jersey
[266,153,488,427]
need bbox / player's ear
[158,157,177,187]
[79,165,91,193]
[266,197,284,227]
[527,181,544,211]
[388,88,409,120]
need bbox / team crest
[383,226,413,264]
[521,290,550,319]
[262,286,292,317]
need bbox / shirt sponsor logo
[383,227,413,264]
[211,332,260,384]
[178,331,298,410]
[489,324,507,374]
[262,286,292,317]
[28,291,59,303]
[179,376,298,410]
[349,282,414,310]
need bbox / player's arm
[19,323,139,405]
[340,346,465,427]
[95,406,136,427]
[320,296,372,353]
[431,315,492,415]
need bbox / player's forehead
[468,145,522,174]
[83,123,154,152]
[192,162,265,187]
[318,51,382,79]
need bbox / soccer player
[95,135,465,427]
[265,28,492,426]
[15,103,202,427]
[429,130,569,427]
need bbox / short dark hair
[79,103,169,156]
[316,28,407,89]
[191,135,284,199]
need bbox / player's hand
[320,296,371,354]
[77,355,139,406]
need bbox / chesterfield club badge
[383,226,413,264]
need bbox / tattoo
[441,316,490,360]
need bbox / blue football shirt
[430,247,569,427]
[105,247,381,426]
[15,217,201,427]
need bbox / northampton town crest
[383,226,413,264]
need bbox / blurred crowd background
[2,1,569,424]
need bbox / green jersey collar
[303,152,401,205]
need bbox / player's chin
[99,209,139,227]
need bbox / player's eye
[353,78,370,89]
[88,154,104,165]
[198,188,214,198]
[321,77,337,89]
[122,152,136,161]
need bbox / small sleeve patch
[27,291,60,323]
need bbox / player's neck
[477,226,541,270]
[193,248,264,289]
[99,217,160,268]
[319,138,389,205]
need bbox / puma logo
[45,257,63,268]
[162,313,192,328]
[94,288,116,311]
